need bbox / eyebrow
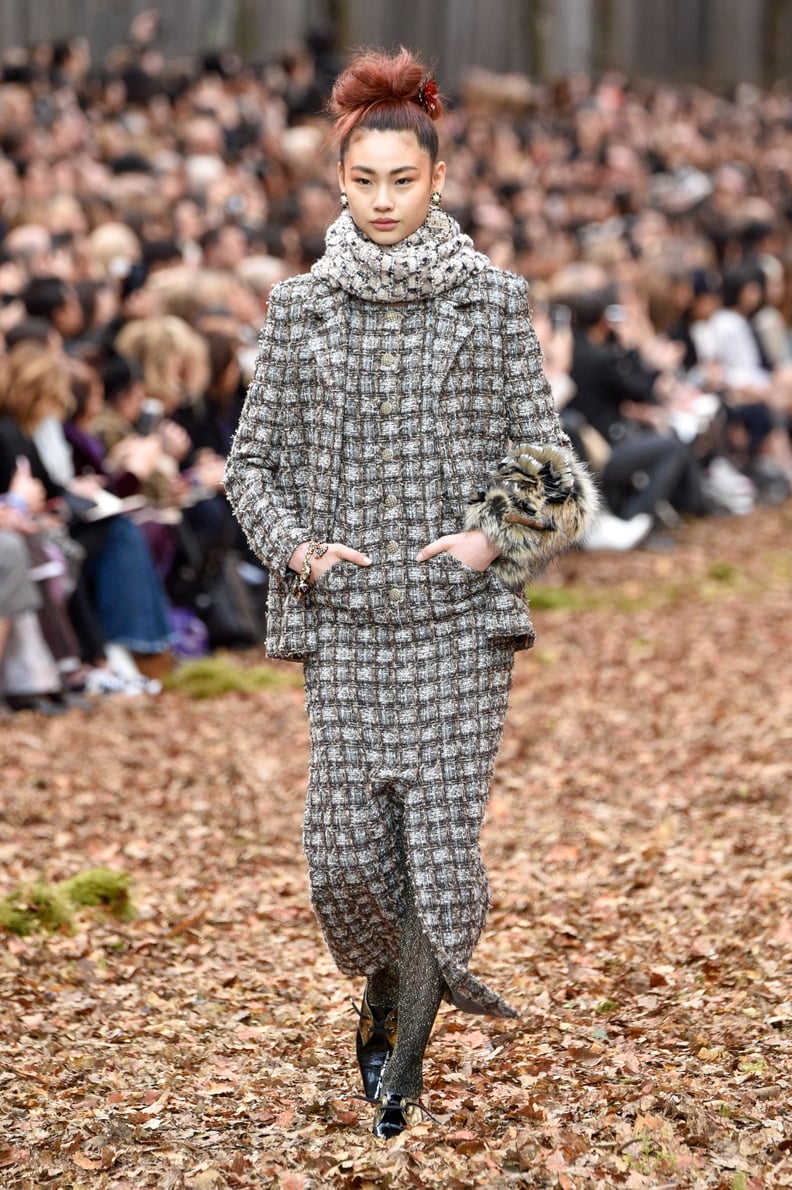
[348,165,420,176]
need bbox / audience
[0,23,790,710]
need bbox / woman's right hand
[288,541,371,582]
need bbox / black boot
[371,1091,416,1139]
[371,1091,436,1140]
[354,990,397,1103]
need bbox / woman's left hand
[416,529,500,572]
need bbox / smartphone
[550,303,571,331]
[605,304,625,323]
[137,398,164,435]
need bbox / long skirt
[302,614,517,1018]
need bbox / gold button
[384,309,401,324]
[381,447,394,462]
[388,587,404,604]
[381,352,396,367]
[386,539,399,554]
[380,401,393,415]
[384,494,398,509]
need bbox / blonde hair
[115,316,209,410]
[88,221,142,279]
[0,342,72,432]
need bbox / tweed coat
[224,265,572,657]
[224,237,600,1016]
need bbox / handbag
[193,553,265,649]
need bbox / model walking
[225,48,598,1139]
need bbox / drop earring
[430,191,442,208]
[340,192,349,208]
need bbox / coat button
[384,494,398,508]
[388,587,404,603]
[381,447,394,462]
[384,309,401,324]
[380,401,393,415]
[381,352,396,367]
[385,539,399,554]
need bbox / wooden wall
[0,0,788,88]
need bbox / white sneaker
[703,457,755,515]
[84,667,161,698]
[582,512,653,552]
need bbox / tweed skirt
[302,613,517,1018]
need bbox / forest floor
[1,504,791,1189]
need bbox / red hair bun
[330,47,445,158]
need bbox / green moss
[163,655,302,699]
[0,883,72,936]
[525,585,587,612]
[594,999,620,1015]
[707,560,739,584]
[0,867,135,936]
[59,867,134,921]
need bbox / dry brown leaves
[1,506,791,1189]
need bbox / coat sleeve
[224,283,311,576]
[463,274,600,590]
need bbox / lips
[372,219,398,230]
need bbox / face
[338,129,445,246]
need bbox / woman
[0,341,172,676]
[225,49,597,1139]
[700,262,792,493]
[0,462,65,713]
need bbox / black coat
[0,416,61,499]
[569,331,658,442]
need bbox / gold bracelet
[294,540,328,604]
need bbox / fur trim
[464,443,601,589]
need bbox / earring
[430,191,442,208]
[340,192,349,208]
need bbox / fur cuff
[464,443,600,589]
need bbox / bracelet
[294,540,328,604]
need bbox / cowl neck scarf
[311,207,490,303]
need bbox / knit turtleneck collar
[311,207,490,303]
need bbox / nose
[373,183,394,211]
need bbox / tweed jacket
[224,266,572,660]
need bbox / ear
[432,159,446,195]
[336,160,345,193]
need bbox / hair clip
[417,76,439,116]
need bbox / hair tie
[416,76,439,116]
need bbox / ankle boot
[371,1091,434,1139]
[354,990,397,1102]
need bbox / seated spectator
[695,262,792,496]
[64,355,175,571]
[0,341,172,681]
[0,463,67,713]
[0,522,66,713]
[752,255,791,368]
[91,350,195,517]
[175,328,244,457]
[531,297,652,550]
[567,288,708,531]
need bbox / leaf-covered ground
[1,506,791,1189]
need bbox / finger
[415,536,452,562]
[331,543,372,567]
[15,455,31,475]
